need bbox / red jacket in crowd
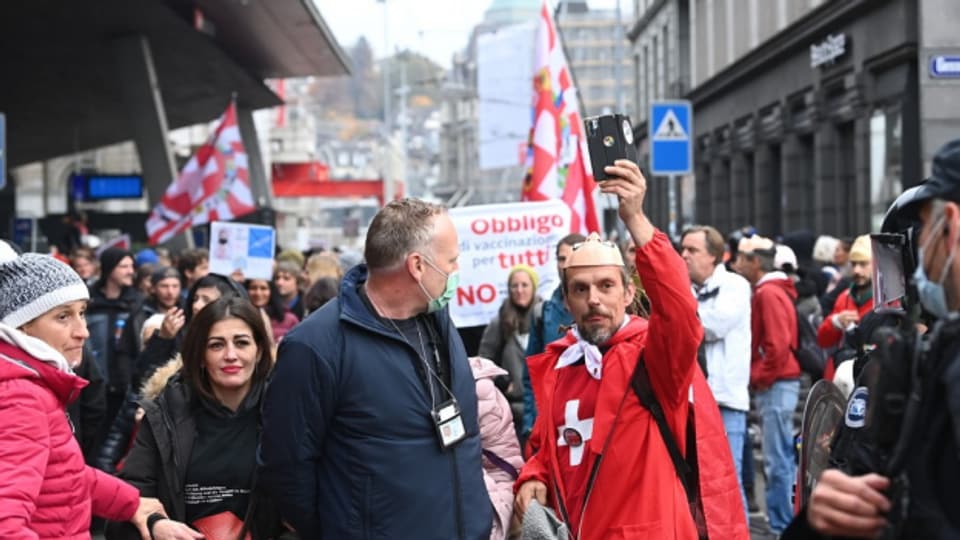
[817,287,875,381]
[750,273,802,389]
[0,338,140,539]
[518,231,748,540]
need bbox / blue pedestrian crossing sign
[649,101,692,176]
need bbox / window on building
[663,24,671,96]
[643,43,650,114]
[870,107,903,232]
[652,35,659,101]
[634,52,643,121]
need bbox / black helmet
[881,185,925,234]
[871,181,938,313]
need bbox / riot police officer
[786,139,960,539]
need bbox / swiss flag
[521,2,600,235]
[145,102,255,245]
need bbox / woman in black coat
[105,297,283,540]
[96,274,248,473]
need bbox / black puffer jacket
[104,373,281,539]
[67,345,107,464]
[114,298,161,390]
[95,329,183,473]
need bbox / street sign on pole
[649,100,692,176]
[0,113,6,191]
[650,101,692,238]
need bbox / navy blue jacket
[258,265,492,540]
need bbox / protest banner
[448,200,571,328]
[208,221,276,281]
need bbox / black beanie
[98,247,133,286]
[151,266,181,286]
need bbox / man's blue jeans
[720,407,749,526]
[756,379,800,534]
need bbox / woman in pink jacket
[0,242,162,539]
[470,356,525,540]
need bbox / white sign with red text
[448,200,572,328]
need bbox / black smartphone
[584,114,637,181]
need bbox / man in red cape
[515,159,748,539]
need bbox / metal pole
[380,0,394,206]
[614,0,625,114]
[30,217,38,253]
[668,174,678,239]
[398,62,408,200]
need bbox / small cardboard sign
[209,221,276,281]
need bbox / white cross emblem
[556,399,593,466]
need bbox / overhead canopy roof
[0,0,350,168]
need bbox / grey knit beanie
[0,243,90,329]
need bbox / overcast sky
[313,0,633,66]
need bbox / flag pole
[181,223,196,249]
[550,0,604,235]
[551,1,588,121]
[181,93,235,250]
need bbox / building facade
[435,0,539,206]
[557,1,635,118]
[627,0,690,232]
[438,0,635,209]
[687,0,959,238]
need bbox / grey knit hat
[0,242,90,329]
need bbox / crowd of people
[4,142,960,539]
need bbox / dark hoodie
[750,271,802,388]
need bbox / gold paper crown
[566,232,625,268]
[738,235,776,255]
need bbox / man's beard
[580,324,613,346]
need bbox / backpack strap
[532,301,545,340]
[482,449,519,480]
[631,356,708,539]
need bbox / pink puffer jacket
[0,334,140,540]
[470,357,525,540]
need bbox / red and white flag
[145,103,256,245]
[521,1,600,235]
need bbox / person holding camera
[514,160,747,540]
[784,139,960,539]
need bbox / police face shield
[871,232,918,312]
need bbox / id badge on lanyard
[432,399,466,449]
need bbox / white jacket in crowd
[694,263,753,412]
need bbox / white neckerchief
[555,315,631,380]
[0,322,73,374]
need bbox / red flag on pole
[521,1,600,235]
[146,103,256,245]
